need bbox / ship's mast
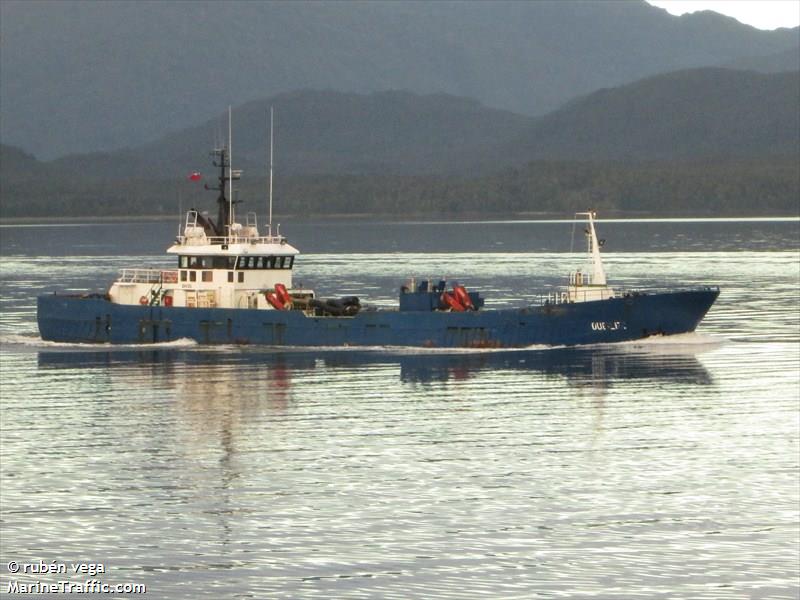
[204,145,230,237]
[581,210,607,285]
[205,108,240,238]
[215,148,227,236]
[228,105,233,239]
[268,106,274,237]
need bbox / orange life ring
[265,291,286,310]
[274,283,292,306]
[453,285,474,310]
[139,296,148,305]
[440,291,465,312]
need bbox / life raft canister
[274,283,292,307]
[453,285,474,310]
[139,296,149,305]
[265,291,286,310]
[440,291,466,312]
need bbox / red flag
[188,171,202,181]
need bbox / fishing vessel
[37,113,719,348]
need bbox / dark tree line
[2,158,798,219]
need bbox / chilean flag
[188,171,202,181]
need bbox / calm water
[1,218,798,599]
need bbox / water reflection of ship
[392,347,714,386]
[37,345,713,542]
[37,348,304,409]
[38,344,713,390]
[36,348,309,549]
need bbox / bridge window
[202,271,213,282]
[231,255,294,269]
[178,256,234,269]
[178,255,203,269]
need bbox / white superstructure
[107,109,314,312]
[108,210,308,310]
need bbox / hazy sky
[647,1,800,30]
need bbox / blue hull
[37,289,718,347]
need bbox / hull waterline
[37,288,719,348]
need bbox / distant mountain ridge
[505,68,800,162]
[136,90,532,177]
[23,68,797,180]
[723,46,800,72]
[1,0,797,159]
[2,65,797,219]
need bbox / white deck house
[108,211,307,310]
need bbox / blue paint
[37,288,719,347]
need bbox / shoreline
[2,209,799,225]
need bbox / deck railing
[117,269,179,284]
[177,234,288,246]
[534,285,719,306]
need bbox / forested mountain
[0,145,42,175]
[48,91,533,178]
[3,152,796,219]
[723,46,800,72]
[2,0,797,159]
[3,67,798,219]
[505,68,800,162]
[37,69,800,179]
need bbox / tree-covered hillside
[2,0,797,159]
[34,69,800,179]
[48,91,533,179]
[3,155,797,219]
[2,70,797,219]
[506,69,800,162]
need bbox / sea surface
[1,217,798,599]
